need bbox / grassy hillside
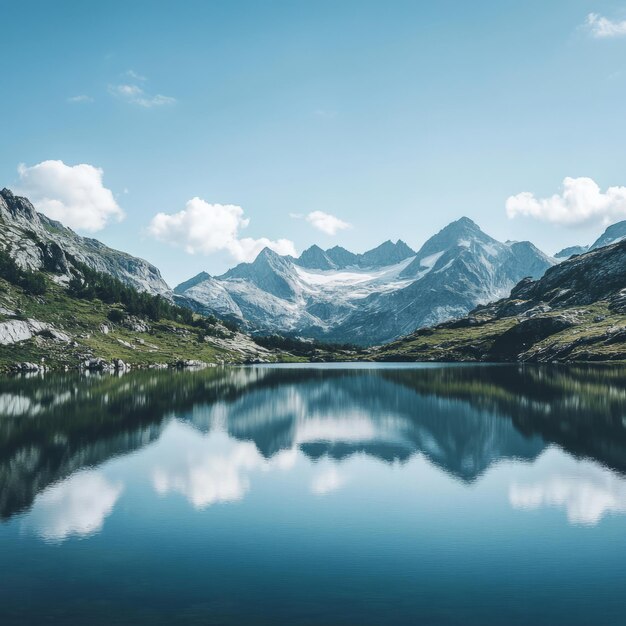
[374,299,626,362]
[0,276,248,370]
[0,249,277,370]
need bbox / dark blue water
[1,363,626,625]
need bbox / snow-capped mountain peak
[176,218,555,345]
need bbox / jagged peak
[361,239,415,256]
[427,217,494,248]
[222,246,291,279]
[440,216,482,233]
[174,271,211,294]
[456,216,477,226]
[301,244,325,254]
[0,187,39,221]
[295,244,337,270]
[255,246,283,261]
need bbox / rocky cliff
[0,188,170,295]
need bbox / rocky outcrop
[0,188,170,296]
[488,314,577,360]
[0,319,70,345]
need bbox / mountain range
[175,217,555,345]
[377,236,626,362]
[1,186,625,356]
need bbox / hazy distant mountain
[589,220,626,251]
[176,217,554,345]
[554,245,588,260]
[554,219,626,260]
[173,271,211,294]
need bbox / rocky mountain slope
[0,263,275,372]
[0,188,170,295]
[176,217,555,345]
[375,239,626,362]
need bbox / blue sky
[2,0,626,285]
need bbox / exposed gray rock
[590,220,626,251]
[554,245,588,260]
[122,317,151,333]
[0,319,52,345]
[177,218,555,346]
[173,359,210,368]
[378,238,626,364]
[489,315,577,360]
[13,362,43,373]
[83,358,110,371]
[0,188,170,296]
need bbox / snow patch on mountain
[177,217,556,345]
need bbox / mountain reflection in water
[3,364,626,626]
[2,363,626,537]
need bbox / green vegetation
[374,302,626,363]
[0,254,265,370]
[374,316,517,361]
[67,258,195,323]
[253,334,363,358]
[0,273,234,370]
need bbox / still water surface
[1,363,626,625]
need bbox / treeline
[67,259,240,333]
[0,247,47,295]
[68,260,196,323]
[192,314,239,334]
[253,334,360,356]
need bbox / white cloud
[16,160,124,231]
[150,423,297,509]
[510,467,626,525]
[153,439,261,508]
[311,466,347,495]
[26,470,123,541]
[109,83,176,108]
[67,94,93,103]
[148,197,296,262]
[304,210,351,235]
[124,69,147,81]
[506,177,626,226]
[586,13,626,38]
